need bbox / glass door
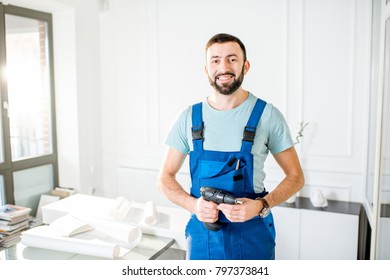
[0,4,58,216]
[5,14,53,161]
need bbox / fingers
[217,203,246,222]
[217,198,260,222]
[195,198,263,223]
[195,197,219,223]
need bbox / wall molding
[100,0,373,205]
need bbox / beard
[208,66,245,95]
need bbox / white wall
[5,0,373,207]
[99,0,372,206]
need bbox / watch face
[257,198,271,218]
[259,207,271,218]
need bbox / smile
[216,74,234,82]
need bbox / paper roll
[75,215,142,250]
[21,226,120,259]
[143,201,158,225]
[109,196,132,220]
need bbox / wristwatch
[256,197,271,218]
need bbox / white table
[1,233,174,260]
[1,194,190,260]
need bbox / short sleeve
[165,106,192,155]
[267,106,294,155]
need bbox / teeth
[218,75,232,80]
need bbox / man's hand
[217,198,262,222]
[194,196,219,223]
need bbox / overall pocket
[198,156,246,196]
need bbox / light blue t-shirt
[165,93,293,193]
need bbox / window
[0,3,58,216]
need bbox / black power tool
[200,186,243,231]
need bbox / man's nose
[219,60,230,72]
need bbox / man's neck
[207,89,249,111]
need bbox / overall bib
[186,98,276,260]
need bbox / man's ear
[243,60,250,74]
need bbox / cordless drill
[200,186,243,231]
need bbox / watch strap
[259,198,269,208]
[256,197,270,218]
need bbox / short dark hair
[205,33,247,61]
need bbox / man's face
[205,42,249,95]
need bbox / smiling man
[157,33,304,260]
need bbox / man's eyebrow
[210,54,238,59]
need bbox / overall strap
[191,102,204,151]
[241,98,267,153]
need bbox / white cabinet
[272,206,300,260]
[273,198,361,260]
[299,210,359,259]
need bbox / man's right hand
[194,196,219,223]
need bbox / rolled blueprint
[73,215,142,250]
[143,201,158,226]
[109,196,132,220]
[21,214,142,258]
[21,226,121,259]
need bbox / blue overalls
[185,98,276,260]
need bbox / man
[157,33,304,260]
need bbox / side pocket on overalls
[241,214,276,259]
[261,212,276,242]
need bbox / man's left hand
[217,198,263,222]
